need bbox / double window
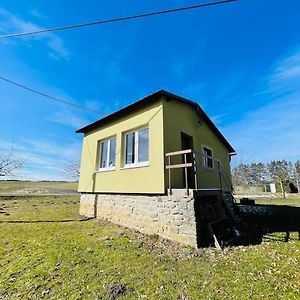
[99,138,116,170]
[97,127,149,171]
[124,127,149,167]
[203,147,213,169]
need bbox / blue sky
[0,0,300,180]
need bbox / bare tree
[232,163,250,186]
[248,162,269,184]
[62,160,80,181]
[0,148,24,177]
[267,160,293,198]
[295,161,300,175]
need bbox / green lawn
[0,180,78,195]
[236,196,300,207]
[0,195,300,299]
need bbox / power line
[0,0,239,39]
[0,75,104,114]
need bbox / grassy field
[0,195,300,299]
[0,181,78,195]
[237,197,300,207]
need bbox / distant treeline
[232,160,300,197]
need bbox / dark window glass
[100,141,108,168]
[138,128,149,162]
[109,139,116,167]
[125,132,135,164]
[203,147,213,168]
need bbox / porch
[165,149,239,249]
[165,149,233,196]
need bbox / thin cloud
[0,138,81,180]
[225,46,300,164]
[210,113,228,125]
[0,7,70,60]
[30,9,47,20]
[271,48,300,82]
[21,138,81,160]
[48,110,91,129]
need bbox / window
[203,147,213,169]
[124,127,149,167]
[99,138,116,170]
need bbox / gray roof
[76,89,236,154]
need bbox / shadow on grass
[0,217,94,224]
[263,233,300,242]
[238,204,300,244]
[193,195,300,248]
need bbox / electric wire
[0,75,104,114]
[0,0,239,39]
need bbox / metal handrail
[193,150,234,192]
[165,149,233,195]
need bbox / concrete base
[79,193,97,218]
[80,193,197,247]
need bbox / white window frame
[98,137,116,172]
[123,127,149,169]
[203,146,214,169]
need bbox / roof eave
[75,89,236,153]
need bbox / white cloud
[271,49,300,83]
[0,138,82,180]
[224,46,300,164]
[0,7,70,60]
[30,9,46,20]
[47,110,91,129]
[210,113,228,126]
[20,138,81,161]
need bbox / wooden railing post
[166,149,234,197]
[193,152,198,190]
[165,149,195,196]
[217,161,223,193]
[184,153,189,195]
[168,155,172,195]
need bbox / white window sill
[97,167,116,172]
[121,162,149,170]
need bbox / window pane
[203,147,213,168]
[109,139,116,167]
[125,133,135,164]
[138,128,149,162]
[100,141,108,168]
[205,148,212,157]
[207,157,213,168]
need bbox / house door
[181,132,195,189]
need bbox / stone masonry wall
[80,193,197,247]
[79,193,97,218]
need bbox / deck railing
[166,149,197,195]
[165,149,233,195]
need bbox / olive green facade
[78,93,234,194]
[163,98,232,191]
[78,100,165,194]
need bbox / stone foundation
[79,193,97,218]
[80,193,197,247]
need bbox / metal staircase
[221,192,238,221]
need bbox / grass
[0,180,78,194]
[1,195,300,299]
[237,196,300,207]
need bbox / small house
[76,90,237,247]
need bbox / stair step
[221,193,238,221]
